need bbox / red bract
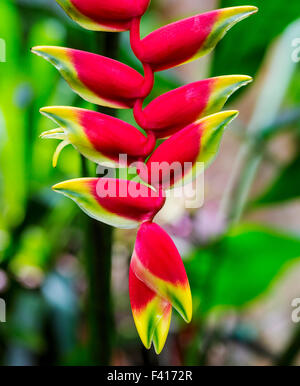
[134,75,252,138]
[53,178,165,229]
[57,0,151,31]
[131,222,192,323]
[32,46,153,108]
[138,111,238,189]
[40,106,155,166]
[130,6,257,71]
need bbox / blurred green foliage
[213,0,300,77]
[253,152,300,207]
[187,224,300,313]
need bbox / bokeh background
[0,0,300,366]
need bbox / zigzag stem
[130,17,155,146]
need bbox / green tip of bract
[31,45,63,56]
[224,5,258,18]
[31,46,53,60]
[218,6,258,31]
[235,75,253,83]
[31,46,70,76]
[52,178,84,193]
[245,5,258,14]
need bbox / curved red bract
[79,109,155,161]
[134,222,189,284]
[89,179,165,223]
[70,49,145,107]
[139,122,202,188]
[137,80,212,137]
[72,0,150,23]
[137,11,217,71]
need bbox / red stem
[131,15,157,166]
[130,17,154,98]
[130,17,143,59]
[133,98,147,128]
[141,63,154,97]
[142,129,156,156]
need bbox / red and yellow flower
[34,1,258,354]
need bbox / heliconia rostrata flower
[33,1,257,354]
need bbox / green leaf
[212,0,300,77]
[186,224,300,313]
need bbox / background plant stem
[275,326,300,365]
[223,109,300,225]
[83,32,119,366]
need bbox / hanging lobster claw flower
[131,222,192,323]
[31,46,150,108]
[138,111,238,189]
[40,106,155,167]
[129,266,172,354]
[56,0,150,32]
[52,178,165,229]
[134,75,252,138]
[131,6,257,71]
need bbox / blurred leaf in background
[186,224,300,314]
[252,152,300,207]
[212,0,300,77]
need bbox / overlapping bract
[134,75,251,138]
[130,222,192,353]
[34,1,257,354]
[138,111,239,190]
[56,0,151,32]
[53,178,165,229]
[31,46,152,108]
[130,6,257,71]
[40,106,155,167]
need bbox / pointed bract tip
[245,5,258,14]
[233,75,253,83]
[31,46,67,62]
[197,110,239,127]
[181,290,193,324]
[52,178,91,193]
[240,5,258,13]
[52,181,65,192]
[40,106,71,116]
[224,5,258,16]
[32,45,63,53]
[31,45,50,56]
[215,74,253,91]
[223,109,239,119]
[218,6,259,27]
[40,106,55,116]
[153,307,172,354]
